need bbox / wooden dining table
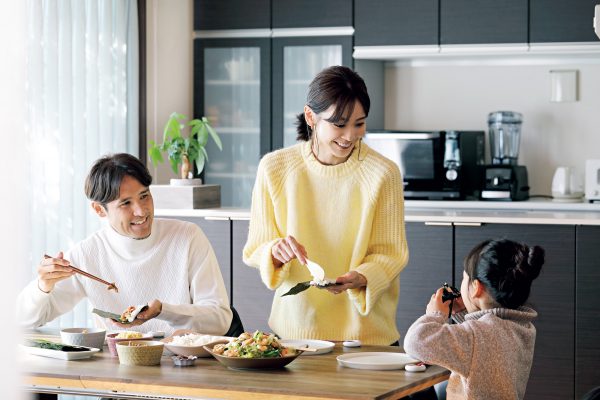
[21,332,450,400]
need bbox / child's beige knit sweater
[243,141,408,345]
[404,307,538,400]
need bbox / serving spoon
[43,254,119,292]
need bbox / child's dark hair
[464,239,545,309]
[295,65,370,141]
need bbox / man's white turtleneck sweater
[17,218,232,336]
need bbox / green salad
[212,331,296,358]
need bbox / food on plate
[170,334,227,347]
[115,331,143,339]
[120,305,138,323]
[210,331,297,358]
[24,339,89,352]
[92,304,148,324]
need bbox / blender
[480,111,530,201]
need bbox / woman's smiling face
[306,100,367,165]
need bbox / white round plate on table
[336,352,419,370]
[279,339,335,355]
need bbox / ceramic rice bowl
[106,332,153,356]
[116,340,164,366]
[60,328,106,350]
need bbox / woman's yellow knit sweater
[242,141,408,345]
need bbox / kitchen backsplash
[384,62,600,197]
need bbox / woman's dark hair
[84,153,152,206]
[295,65,370,141]
[464,239,545,309]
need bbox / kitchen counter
[155,199,600,226]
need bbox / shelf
[215,127,260,135]
[206,172,256,179]
[205,79,260,85]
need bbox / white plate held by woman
[337,352,419,370]
[279,339,335,355]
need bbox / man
[17,153,232,336]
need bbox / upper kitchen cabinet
[194,38,271,207]
[440,0,528,45]
[354,0,438,46]
[272,36,353,149]
[272,0,352,28]
[530,0,600,43]
[194,0,270,30]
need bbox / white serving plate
[337,352,418,370]
[279,339,335,356]
[21,344,101,360]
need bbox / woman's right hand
[271,235,308,268]
[37,252,74,293]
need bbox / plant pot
[151,183,221,209]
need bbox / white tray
[337,352,418,370]
[21,344,101,360]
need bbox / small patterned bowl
[106,332,153,356]
[116,340,164,366]
[60,328,106,350]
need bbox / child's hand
[452,297,466,314]
[426,287,451,316]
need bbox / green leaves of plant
[148,113,222,176]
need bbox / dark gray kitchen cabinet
[231,219,273,333]
[272,0,352,28]
[354,0,438,46]
[530,0,600,43]
[454,224,576,400]
[396,222,453,338]
[575,226,600,398]
[440,0,528,45]
[193,0,270,30]
[161,216,232,303]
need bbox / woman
[242,66,408,345]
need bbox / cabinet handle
[424,222,452,226]
[204,216,229,221]
[454,222,482,227]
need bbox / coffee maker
[480,111,530,201]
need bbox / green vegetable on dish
[25,339,89,352]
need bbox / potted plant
[148,112,222,185]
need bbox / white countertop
[155,199,600,226]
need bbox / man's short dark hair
[84,153,152,205]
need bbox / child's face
[460,271,477,313]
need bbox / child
[404,239,545,400]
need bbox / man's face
[94,175,154,239]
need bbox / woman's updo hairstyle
[295,65,370,141]
[464,239,545,309]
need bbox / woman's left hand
[426,287,450,315]
[326,271,367,294]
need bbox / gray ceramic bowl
[60,327,106,350]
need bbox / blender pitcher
[488,111,523,165]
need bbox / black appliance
[480,111,530,201]
[481,165,529,201]
[364,130,485,200]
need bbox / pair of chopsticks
[43,254,119,293]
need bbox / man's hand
[326,271,367,294]
[109,300,162,328]
[37,252,74,293]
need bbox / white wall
[384,61,600,196]
[146,0,194,184]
